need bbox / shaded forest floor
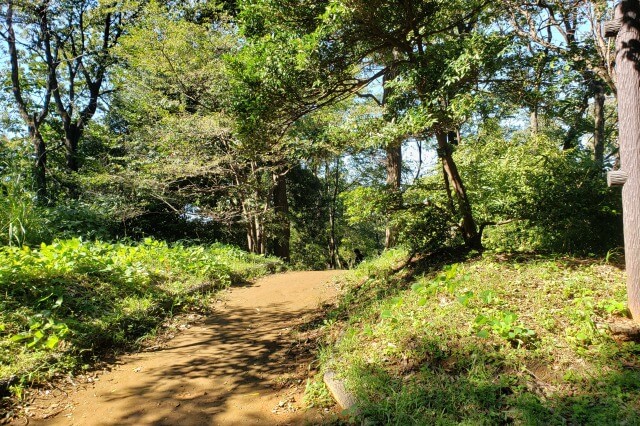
[14,271,345,425]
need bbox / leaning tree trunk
[436,132,481,249]
[606,0,640,320]
[272,170,290,261]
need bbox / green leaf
[44,335,60,349]
[411,282,425,292]
[476,330,490,338]
[10,333,30,342]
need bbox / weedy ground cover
[312,249,640,425]
[0,238,283,398]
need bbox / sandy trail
[25,270,345,426]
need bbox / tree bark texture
[6,2,50,204]
[31,127,48,204]
[436,132,481,249]
[385,143,402,248]
[530,110,539,136]
[246,211,265,256]
[383,53,402,249]
[64,125,81,172]
[327,159,342,269]
[272,170,290,261]
[613,0,640,320]
[593,81,606,166]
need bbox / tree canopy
[0,0,623,262]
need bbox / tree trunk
[593,81,606,167]
[30,126,48,205]
[64,124,81,172]
[247,219,257,253]
[612,0,640,321]
[436,132,481,249]
[382,50,402,249]
[6,2,50,204]
[442,163,456,214]
[530,109,539,135]
[328,158,342,269]
[246,213,266,255]
[385,143,402,248]
[272,170,290,261]
[243,197,266,256]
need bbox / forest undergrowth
[0,238,283,409]
[308,249,640,425]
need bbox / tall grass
[0,173,49,247]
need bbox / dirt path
[24,271,345,426]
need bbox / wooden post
[608,1,640,320]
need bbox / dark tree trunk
[30,126,48,205]
[64,124,81,172]
[272,170,290,261]
[594,81,606,167]
[327,158,342,269]
[611,0,640,320]
[436,132,481,249]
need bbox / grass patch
[314,250,640,425]
[0,238,283,398]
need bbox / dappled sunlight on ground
[25,271,345,426]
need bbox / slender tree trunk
[593,81,606,167]
[442,163,456,214]
[257,214,265,255]
[328,158,342,269]
[436,132,481,249]
[385,143,402,248]
[6,2,50,204]
[30,126,48,204]
[272,170,290,261]
[246,212,266,255]
[247,216,257,253]
[612,0,640,321]
[243,196,266,256]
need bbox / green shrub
[458,128,622,254]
